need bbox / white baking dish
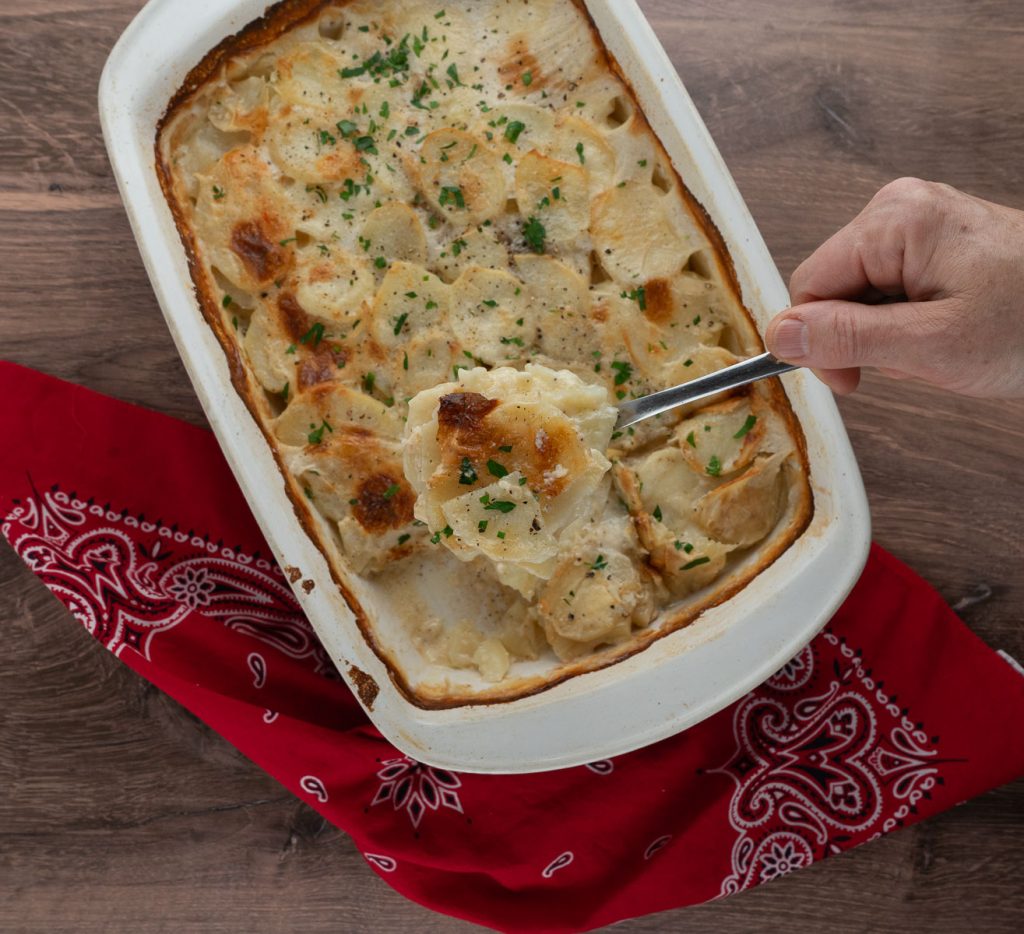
[99,0,870,773]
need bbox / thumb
[765,299,932,373]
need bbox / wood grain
[1,0,1022,931]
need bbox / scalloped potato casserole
[157,0,812,706]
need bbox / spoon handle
[615,352,799,430]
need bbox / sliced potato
[361,203,428,267]
[695,452,788,547]
[413,129,506,225]
[273,381,403,445]
[676,395,766,478]
[292,244,375,327]
[591,181,708,284]
[435,225,510,283]
[265,105,365,183]
[272,42,346,108]
[367,261,450,348]
[449,266,533,364]
[515,150,589,248]
[549,114,617,192]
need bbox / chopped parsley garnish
[487,459,509,479]
[622,287,647,311]
[504,120,526,143]
[522,71,533,86]
[500,336,524,347]
[392,312,409,336]
[221,294,233,308]
[589,555,608,571]
[382,483,401,500]
[300,322,325,347]
[706,455,723,477]
[212,185,226,200]
[430,530,442,544]
[446,63,462,86]
[402,351,409,370]
[279,237,297,246]
[459,457,478,485]
[610,360,632,386]
[398,533,411,545]
[681,556,711,571]
[439,185,466,209]
[503,152,514,164]
[733,415,758,439]
[653,505,663,522]
[317,129,336,147]
[374,256,388,269]
[497,531,506,539]
[523,215,546,253]
[575,141,586,163]
[685,430,697,448]
[281,381,289,402]
[498,444,513,453]
[355,135,378,154]
[483,498,516,513]
[478,519,489,534]
[307,418,333,445]
[362,371,376,393]
[336,119,358,138]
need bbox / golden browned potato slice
[288,429,424,574]
[695,452,789,547]
[193,146,294,293]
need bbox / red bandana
[3,361,1022,933]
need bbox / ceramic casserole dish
[99,0,871,773]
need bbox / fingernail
[771,319,809,361]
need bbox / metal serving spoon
[614,352,799,430]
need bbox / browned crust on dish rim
[154,0,814,710]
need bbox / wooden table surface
[2,1,1022,931]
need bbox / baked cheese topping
[158,0,810,691]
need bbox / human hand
[764,178,1024,397]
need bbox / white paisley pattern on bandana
[711,632,944,895]
[2,485,331,671]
